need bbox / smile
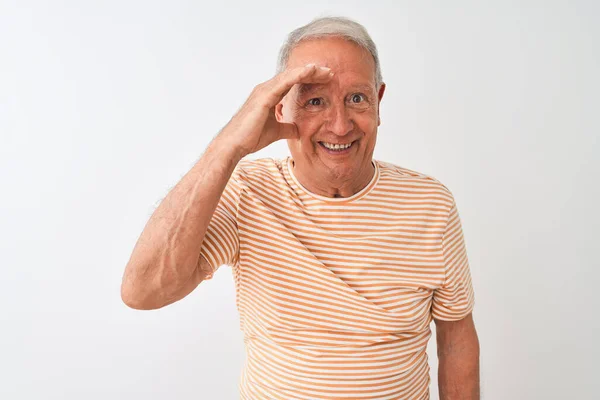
[318,140,356,153]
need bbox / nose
[325,102,354,137]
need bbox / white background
[1,1,599,399]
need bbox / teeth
[322,142,352,150]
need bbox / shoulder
[375,159,455,204]
[233,157,285,184]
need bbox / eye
[307,98,323,106]
[350,94,366,103]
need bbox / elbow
[120,260,199,310]
[120,286,144,310]
[121,284,163,310]
[121,261,166,310]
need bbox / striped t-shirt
[199,156,475,400]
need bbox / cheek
[292,111,323,138]
[362,118,378,132]
[352,112,378,133]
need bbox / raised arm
[120,64,334,310]
[120,138,245,310]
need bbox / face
[276,36,386,184]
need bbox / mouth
[318,140,357,155]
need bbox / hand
[218,64,334,157]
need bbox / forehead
[296,82,374,97]
[287,36,377,92]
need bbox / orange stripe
[200,156,475,398]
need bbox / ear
[275,101,285,123]
[377,83,386,127]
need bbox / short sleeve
[431,197,475,321]
[198,162,245,280]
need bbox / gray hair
[276,16,383,89]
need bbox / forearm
[121,134,245,309]
[437,334,480,399]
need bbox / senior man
[121,16,480,400]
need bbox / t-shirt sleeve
[431,196,475,321]
[197,162,245,280]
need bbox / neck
[291,159,375,199]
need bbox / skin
[436,313,481,399]
[276,36,386,198]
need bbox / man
[121,16,480,400]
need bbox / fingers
[278,121,299,140]
[265,64,334,107]
[280,64,334,93]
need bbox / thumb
[279,122,299,141]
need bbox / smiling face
[276,36,386,195]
